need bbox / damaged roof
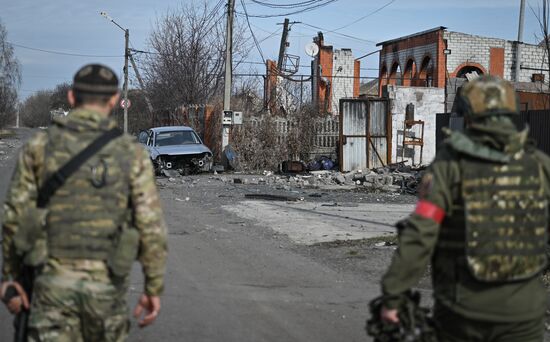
[376,26,447,46]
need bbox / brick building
[377,26,550,111]
[312,33,360,114]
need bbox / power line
[330,0,396,32]
[297,23,377,44]
[250,0,321,8]
[236,0,339,18]
[239,0,266,63]
[233,72,380,80]
[23,75,72,80]
[9,42,124,58]
[258,28,282,43]
[267,1,396,45]
[206,0,226,22]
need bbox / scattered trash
[375,241,397,247]
[333,173,346,185]
[281,160,306,173]
[212,164,225,173]
[206,159,424,195]
[223,145,240,171]
[244,194,303,201]
[309,193,323,198]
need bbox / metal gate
[339,98,391,171]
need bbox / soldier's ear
[67,90,76,108]
[108,92,120,111]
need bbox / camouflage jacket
[381,129,550,322]
[1,109,167,296]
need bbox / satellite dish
[305,42,319,57]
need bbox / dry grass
[0,129,15,138]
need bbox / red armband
[414,200,445,224]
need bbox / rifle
[366,291,438,342]
[2,265,32,342]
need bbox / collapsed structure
[377,26,550,111]
[373,26,550,167]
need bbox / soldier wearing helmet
[375,76,549,341]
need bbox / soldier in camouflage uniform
[0,64,168,341]
[378,76,549,341]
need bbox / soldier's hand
[133,294,161,327]
[381,306,400,324]
[0,281,30,314]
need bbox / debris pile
[215,163,425,194]
[0,133,21,162]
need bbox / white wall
[513,43,549,82]
[444,31,504,76]
[331,49,355,114]
[444,31,548,82]
[384,85,445,166]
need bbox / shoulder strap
[37,128,123,208]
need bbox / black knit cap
[72,64,119,95]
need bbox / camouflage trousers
[434,304,544,342]
[27,259,129,342]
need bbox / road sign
[120,99,132,109]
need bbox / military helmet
[457,75,518,118]
[72,64,119,95]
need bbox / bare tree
[19,90,53,128]
[531,0,550,108]
[0,19,21,128]
[49,82,71,111]
[141,1,249,117]
[276,76,312,115]
[232,72,263,113]
[112,88,150,133]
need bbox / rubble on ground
[0,132,22,162]
[211,163,425,194]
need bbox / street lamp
[100,11,130,133]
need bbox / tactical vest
[42,125,132,261]
[439,152,548,282]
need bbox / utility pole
[100,12,130,133]
[516,0,526,82]
[222,0,235,151]
[277,18,290,72]
[123,29,129,133]
[129,53,154,120]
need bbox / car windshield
[155,131,200,147]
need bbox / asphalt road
[3,128,549,341]
[0,128,383,342]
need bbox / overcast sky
[0,0,543,101]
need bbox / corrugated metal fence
[339,98,391,171]
[515,110,550,155]
[436,110,550,155]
